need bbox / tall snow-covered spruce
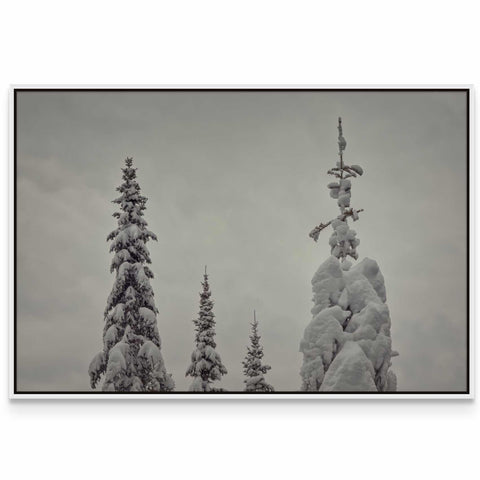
[242,311,274,392]
[88,158,174,392]
[301,118,398,392]
[186,267,227,392]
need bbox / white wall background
[1,1,478,480]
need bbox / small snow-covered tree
[300,119,398,392]
[88,157,174,392]
[242,311,274,392]
[186,267,227,392]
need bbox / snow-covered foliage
[88,158,174,392]
[186,269,227,392]
[309,117,363,262]
[242,312,274,392]
[300,256,397,391]
[302,119,397,392]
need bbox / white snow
[88,351,106,387]
[104,325,118,348]
[352,257,387,302]
[138,340,162,365]
[245,375,265,389]
[110,303,125,322]
[189,377,205,392]
[134,263,151,288]
[300,256,397,392]
[311,255,345,315]
[350,165,364,176]
[104,342,129,387]
[329,219,359,261]
[319,341,377,392]
[117,261,130,279]
[111,249,131,270]
[139,307,156,325]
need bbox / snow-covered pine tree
[186,267,227,392]
[88,157,174,392]
[300,118,398,392]
[242,311,274,392]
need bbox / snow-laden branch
[309,208,364,242]
[309,117,364,262]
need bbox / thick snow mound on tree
[138,340,174,391]
[311,256,345,315]
[320,341,377,392]
[300,256,397,392]
[351,257,386,303]
[138,340,162,365]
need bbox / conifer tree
[88,158,174,392]
[300,119,398,392]
[242,311,274,392]
[186,267,227,392]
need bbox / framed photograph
[9,86,472,398]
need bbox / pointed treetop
[125,157,133,167]
[251,310,258,332]
[308,117,363,261]
[203,265,209,287]
[337,117,347,155]
[253,309,260,328]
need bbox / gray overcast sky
[15,90,468,392]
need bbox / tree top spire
[337,116,347,157]
[308,117,364,261]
